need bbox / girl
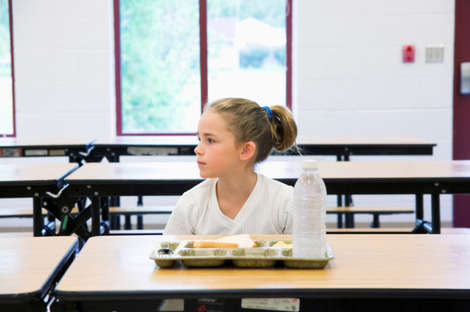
[164,98,298,235]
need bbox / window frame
[0,0,16,137]
[114,0,292,136]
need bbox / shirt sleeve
[272,181,293,234]
[163,195,195,235]
[281,191,294,234]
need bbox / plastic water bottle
[293,159,327,258]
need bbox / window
[0,0,14,137]
[207,0,289,107]
[115,0,291,135]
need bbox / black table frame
[86,142,436,162]
[0,165,88,237]
[51,282,470,312]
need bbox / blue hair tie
[263,106,273,121]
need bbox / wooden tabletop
[0,236,77,298]
[0,163,78,185]
[66,161,201,182]
[94,136,198,146]
[260,159,470,181]
[65,159,470,183]
[55,234,470,299]
[0,138,94,148]
[94,136,434,147]
[295,136,435,146]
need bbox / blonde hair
[207,98,298,163]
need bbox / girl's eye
[207,138,215,144]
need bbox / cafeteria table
[0,162,80,236]
[62,159,470,235]
[90,136,436,161]
[0,138,95,164]
[1,137,435,228]
[52,234,470,312]
[89,136,436,227]
[0,236,78,312]
[0,136,436,162]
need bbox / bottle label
[293,196,326,258]
[293,198,324,234]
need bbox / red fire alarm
[402,45,415,63]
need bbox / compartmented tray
[150,240,333,269]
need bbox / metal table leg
[431,193,441,234]
[91,197,101,236]
[33,197,44,236]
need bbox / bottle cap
[301,159,318,170]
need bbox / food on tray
[151,239,333,269]
[272,241,292,248]
[193,241,238,248]
[193,234,256,248]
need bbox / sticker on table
[0,148,22,157]
[127,147,178,156]
[241,298,300,311]
[49,149,66,156]
[24,149,48,156]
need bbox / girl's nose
[194,144,202,155]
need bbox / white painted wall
[294,0,454,160]
[13,0,115,139]
[293,0,455,224]
[0,0,456,230]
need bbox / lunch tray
[150,240,333,269]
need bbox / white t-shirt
[164,174,293,235]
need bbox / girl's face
[194,110,242,178]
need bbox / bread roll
[193,241,238,248]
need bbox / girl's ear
[240,141,256,161]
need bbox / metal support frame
[51,291,470,312]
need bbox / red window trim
[114,0,292,136]
[1,0,16,137]
[199,0,208,115]
[286,0,292,110]
[114,0,123,136]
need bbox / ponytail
[269,105,298,152]
[208,98,298,163]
